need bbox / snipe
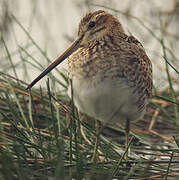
[27,10,153,158]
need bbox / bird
[26,10,153,159]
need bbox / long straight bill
[26,37,81,89]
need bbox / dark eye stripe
[92,26,106,34]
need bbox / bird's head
[78,10,124,46]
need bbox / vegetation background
[0,0,179,179]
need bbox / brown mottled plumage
[27,10,152,152]
[67,11,152,123]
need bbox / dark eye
[88,21,96,28]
